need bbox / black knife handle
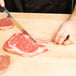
[0,6,12,18]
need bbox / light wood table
[0,13,76,76]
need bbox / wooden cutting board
[0,13,76,76]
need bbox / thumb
[0,0,5,7]
[63,39,73,45]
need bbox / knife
[0,6,36,42]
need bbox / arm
[0,0,5,7]
[71,5,76,17]
[54,4,76,45]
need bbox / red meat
[0,17,14,30]
[3,33,48,57]
[0,55,10,71]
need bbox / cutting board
[0,13,76,76]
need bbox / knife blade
[0,6,36,42]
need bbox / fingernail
[1,4,5,7]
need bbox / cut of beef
[0,55,10,71]
[3,33,48,57]
[0,17,14,30]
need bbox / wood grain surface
[0,13,76,76]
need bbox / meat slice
[0,55,10,71]
[0,17,14,30]
[3,33,48,57]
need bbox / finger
[0,0,5,7]
[54,28,65,44]
[63,38,73,45]
[57,31,69,44]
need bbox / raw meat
[3,33,48,57]
[0,55,10,71]
[0,17,14,30]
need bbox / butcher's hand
[0,0,5,7]
[53,5,76,45]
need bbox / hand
[0,0,5,7]
[54,17,76,45]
